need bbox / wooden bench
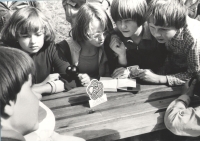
[41,84,199,141]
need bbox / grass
[43,0,71,43]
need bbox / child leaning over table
[0,47,85,141]
[127,0,200,86]
[164,71,200,138]
[104,0,167,78]
[57,3,113,87]
[1,7,76,97]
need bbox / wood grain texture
[41,85,185,140]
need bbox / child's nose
[121,21,127,29]
[98,33,105,41]
[30,35,37,43]
[153,29,162,37]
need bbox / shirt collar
[1,129,25,141]
[172,27,184,40]
[126,22,152,43]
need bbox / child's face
[10,75,39,135]
[148,17,178,43]
[18,30,45,54]
[87,18,107,47]
[116,19,139,37]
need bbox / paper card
[86,79,107,107]
[117,78,136,88]
[89,94,107,108]
[99,77,117,92]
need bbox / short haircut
[0,47,35,115]
[1,7,55,48]
[72,3,113,42]
[111,0,147,26]
[146,0,187,29]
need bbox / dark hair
[0,47,35,115]
[111,0,147,26]
[189,71,200,96]
[146,0,187,29]
[1,7,55,48]
[72,3,113,42]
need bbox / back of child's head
[0,47,35,116]
[111,0,147,27]
[146,0,187,29]
[72,2,113,42]
[1,7,55,47]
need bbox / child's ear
[4,100,15,117]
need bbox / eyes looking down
[148,16,178,43]
[86,18,109,47]
[17,29,45,54]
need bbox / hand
[78,73,91,87]
[42,73,60,85]
[53,80,65,93]
[109,34,126,57]
[137,69,167,84]
[111,67,130,79]
[182,79,197,97]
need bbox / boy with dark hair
[1,47,39,141]
[137,0,200,86]
[0,47,86,141]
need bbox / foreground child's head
[146,0,187,43]
[111,0,147,37]
[1,7,55,54]
[72,3,113,47]
[0,47,39,135]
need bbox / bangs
[151,6,170,27]
[111,0,147,26]
[147,0,186,29]
[17,15,45,36]
[111,0,134,22]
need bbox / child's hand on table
[137,69,167,84]
[78,73,91,86]
[42,73,60,85]
[111,67,130,79]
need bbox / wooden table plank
[54,97,176,129]
[42,86,182,109]
[50,88,182,120]
[57,112,165,141]
[41,85,186,140]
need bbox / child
[57,3,113,86]
[104,0,166,78]
[1,7,75,94]
[137,0,200,86]
[1,47,39,141]
[0,47,85,141]
[62,0,112,27]
[164,72,200,137]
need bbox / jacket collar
[65,37,104,65]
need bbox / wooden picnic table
[41,84,198,141]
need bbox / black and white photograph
[1,0,200,141]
